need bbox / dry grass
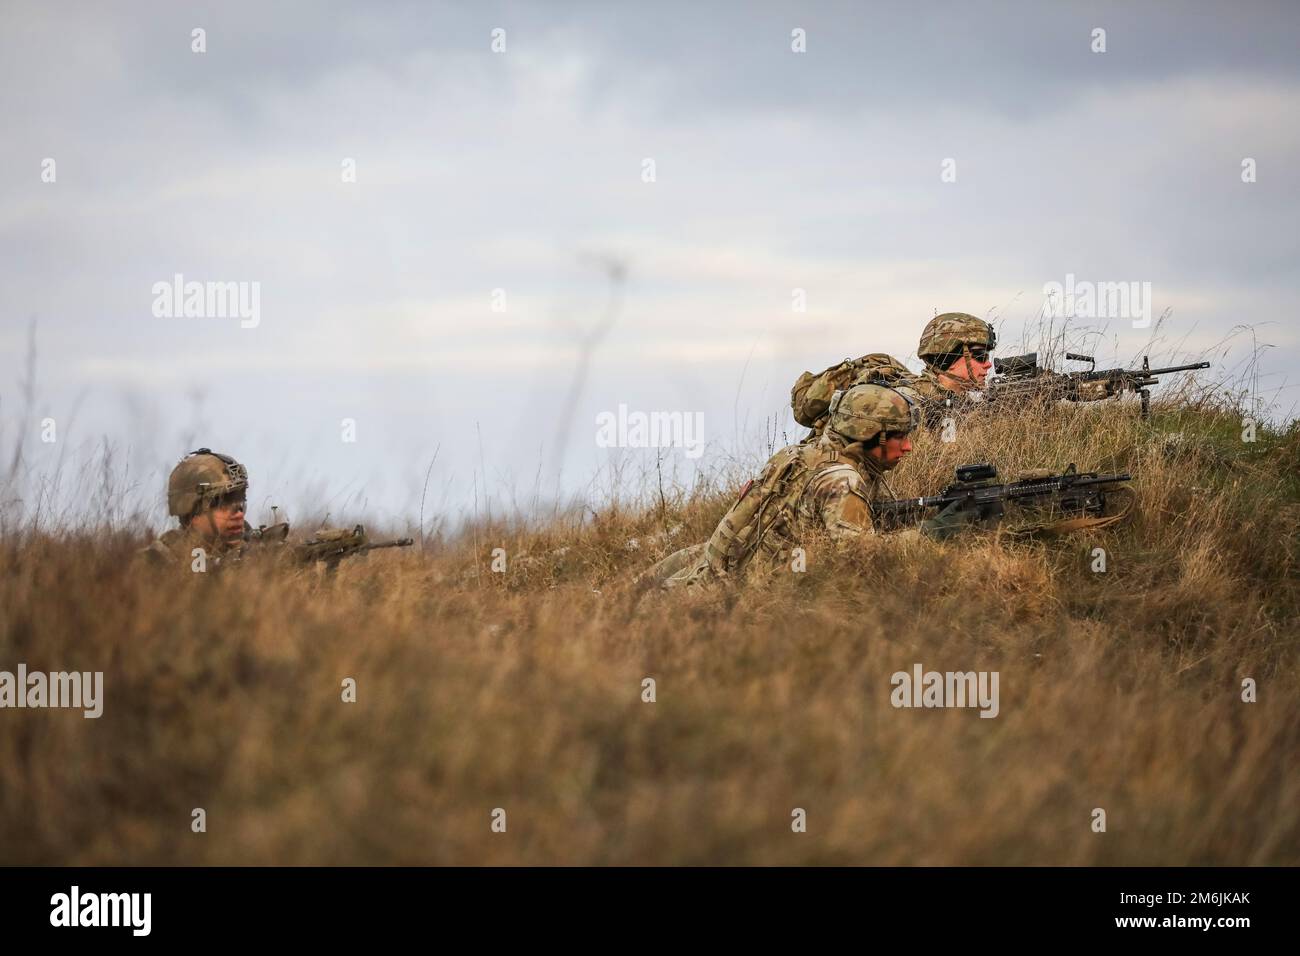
[1,393,1297,865]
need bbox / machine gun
[986,352,1210,418]
[871,463,1132,532]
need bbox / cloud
[2,0,1296,519]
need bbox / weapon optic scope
[954,463,998,483]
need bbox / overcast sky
[2,0,1297,530]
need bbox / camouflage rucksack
[699,378,909,582]
[698,439,847,580]
[791,354,915,428]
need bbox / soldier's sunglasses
[964,345,991,362]
[211,492,246,512]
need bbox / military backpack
[791,353,915,428]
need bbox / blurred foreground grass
[1,395,1297,864]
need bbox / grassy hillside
[1,394,1297,864]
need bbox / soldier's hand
[920,499,976,541]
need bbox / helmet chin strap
[866,446,899,498]
[194,504,220,545]
[949,343,978,391]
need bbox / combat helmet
[167,448,248,520]
[917,312,997,366]
[827,384,921,443]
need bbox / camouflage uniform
[138,448,250,574]
[139,524,245,573]
[645,384,921,588]
[791,313,996,436]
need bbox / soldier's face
[943,345,993,387]
[197,495,246,545]
[868,433,913,470]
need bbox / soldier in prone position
[791,312,997,435]
[643,383,970,589]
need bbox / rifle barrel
[1084,361,1210,379]
[1142,362,1210,375]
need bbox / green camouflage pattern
[798,458,879,537]
[658,429,888,588]
[828,382,920,442]
[639,542,707,587]
[794,356,965,437]
[791,353,914,427]
[917,312,996,365]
